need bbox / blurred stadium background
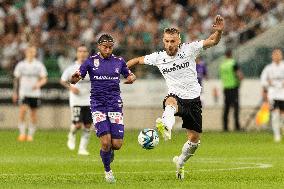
[1,0,284,131]
[1,0,284,188]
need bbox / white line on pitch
[0,163,272,176]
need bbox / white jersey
[260,61,284,101]
[13,59,47,98]
[61,61,91,107]
[144,41,204,99]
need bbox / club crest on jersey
[115,68,119,73]
[93,59,100,67]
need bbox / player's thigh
[182,99,202,134]
[111,138,123,150]
[99,133,112,149]
[108,111,124,140]
[92,111,110,137]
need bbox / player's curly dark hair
[97,34,114,44]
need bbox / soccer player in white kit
[60,45,92,155]
[12,45,48,142]
[260,48,284,142]
[127,15,224,179]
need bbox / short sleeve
[13,63,21,78]
[183,40,204,58]
[144,52,159,66]
[79,58,90,79]
[120,58,131,78]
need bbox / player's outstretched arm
[127,56,145,68]
[70,71,82,84]
[203,15,224,49]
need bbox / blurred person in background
[219,49,243,132]
[60,44,92,155]
[260,48,284,142]
[196,56,208,88]
[70,34,136,183]
[127,15,224,180]
[12,44,48,141]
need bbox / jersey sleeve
[13,63,21,78]
[120,58,131,78]
[79,58,90,79]
[183,40,204,58]
[39,63,48,77]
[144,52,159,66]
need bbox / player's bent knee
[112,140,123,150]
[165,97,177,106]
[112,145,122,150]
[188,130,200,142]
[101,141,112,151]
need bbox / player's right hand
[71,71,81,84]
[70,85,80,94]
[124,73,136,84]
[12,93,18,104]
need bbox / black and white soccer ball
[138,128,159,150]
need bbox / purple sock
[100,149,111,172]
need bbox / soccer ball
[138,128,159,150]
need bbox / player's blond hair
[163,27,181,39]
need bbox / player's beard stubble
[165,46,178,56]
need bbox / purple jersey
[79,53,131,112]
[196,61,207,86]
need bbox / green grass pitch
[0,130,284,189]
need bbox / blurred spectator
[0,0,283,78]
[196,56,208,87]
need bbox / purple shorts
[92,111,124,139]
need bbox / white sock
[162,105,176,130]
[79,128,90,150]
[272,111,281,141]
[18,123,26,135]
[177,140,200,167]
[28,123,36,137]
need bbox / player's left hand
[124,73,136,84]
[212,15,224,32]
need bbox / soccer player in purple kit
[70,34,136,183]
